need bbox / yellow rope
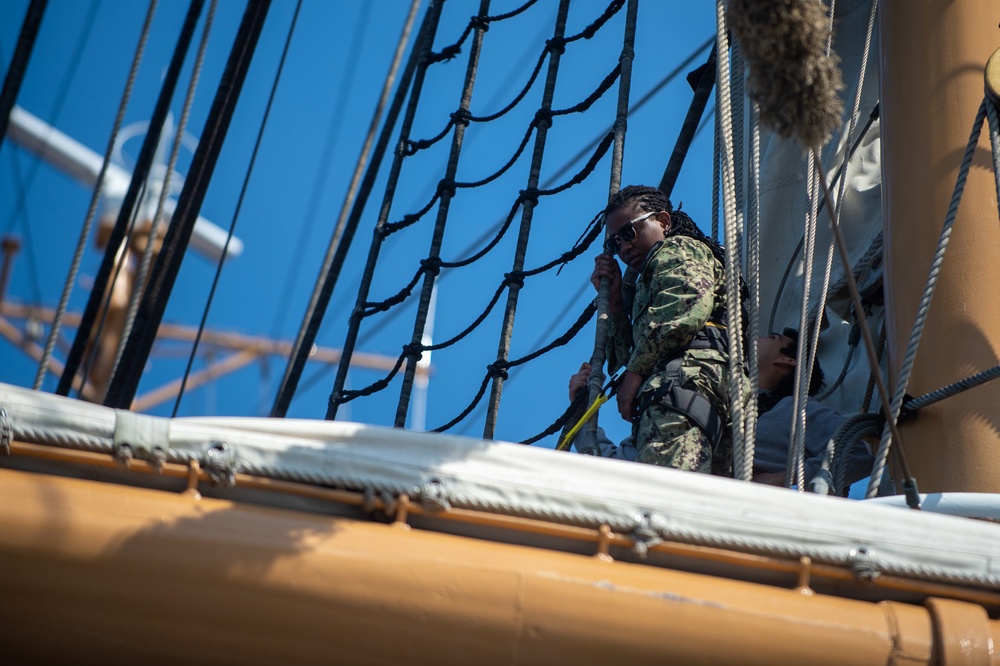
[556,393,609,451]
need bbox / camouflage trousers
[632,350,734,477]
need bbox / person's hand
[568,362,592,402]
[616,370,644,423]
[590,254,623,314]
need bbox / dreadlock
[605,184,725,263]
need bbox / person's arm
[626,237,720,377]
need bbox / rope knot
[469,15,490,33]
[401,140,419,157]
[436,178,457,199]
[532,108,553,130]
[450,108,472,127]
[420,256,442,277]
[402,342,424,358]
[202,441,237,488]
[503,270,525,290]
[112,443,134,469]
[149,446,167,474]
[487,360,509,381]
[545,36,566,55]
[0,408,11,456]
[426,44,462,64]
[519,187,540,207]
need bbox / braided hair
[605,185,725,262]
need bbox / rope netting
[323,0,636,441]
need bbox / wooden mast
[880,3,1000,492]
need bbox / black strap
[637,356,723,448]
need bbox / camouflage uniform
[606,235,733,476]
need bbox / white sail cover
[2,382,998,592]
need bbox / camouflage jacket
[606,234,728,377]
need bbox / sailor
[569,330,875,491]
[751,328,874,489]
[590,185,736,476]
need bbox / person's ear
[658,211,672,234]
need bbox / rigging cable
[788,0,838,491]
[267,1,375,337]
[172,0,302,417]
[322,0,452,421]
[57,0,206,397]
[333,31,712,352]
[35,0,159,391]
[482,0,572,439]
[0,0,47,146]
[270,0,433,419]
[102,0,272,409]
[866,96,990,498]
[393,0,497,427]
[580,0,638,452]
[3,0,99,237]
[112,0,217,387]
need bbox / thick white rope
[743,101,761,481]
[715,0,748,478]
[787,0,838,491]
[33,0,160,391]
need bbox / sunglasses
[603,210,659,255]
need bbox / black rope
[325,0,446,421]
[425,0,540,64]
[432,301,596,433]
[454,121,536,189]
[381,192,440,236]
[563,0,624,45]
[361,265,423,316]
[407,0,622,152]
[469,48,547,123]
[393,0,492,428]
[334,353,408,405]
[0,0,48,146]
[58,0,207,397]
[273,0,432,419]
[104,0,271,408]
[520,390,587,444]
[173,0,305,417]
[2,0,97,236]
[550,65,620,118]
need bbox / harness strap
[636,355,724,449]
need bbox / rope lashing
[112,442,134,469]
[0,408,11,455]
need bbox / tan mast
[880,2,1000,493]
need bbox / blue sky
[1,0,718,446]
